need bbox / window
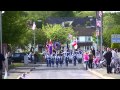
[79,36,85,42]
[78,36,92,42]
[13,53,20,57]
[85,36,92,42]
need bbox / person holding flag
[46,41,49,53]
[48,39,53,55]
[72,38,78,50]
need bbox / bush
[111,43,120,49]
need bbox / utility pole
[100,11,103,60]
[96,11,103,60]
[0,11,2,54]
[32,22,36,54]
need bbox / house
[45,16,96,51]
[73,27,96,51]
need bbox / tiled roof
[45,17,96,27]
[73,27,96,36]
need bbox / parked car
[8,57,13,65]
[11,53,27,63]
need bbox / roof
[45,17,96,27]
[73,27,96,36]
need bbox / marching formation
[44,49,83,67]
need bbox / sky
[103,11,120,13]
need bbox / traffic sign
[111,34,120,43]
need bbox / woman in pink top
[83,52,89,70]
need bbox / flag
[49,39,53,55]
[32,22,36,30]
[72,38,78,49]
[99,11,102,17]
[96,20,101,27]
[46,41,49,52]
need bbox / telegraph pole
[32,22,36,54]
[100,11,103,60]
[96,11,103,60]
[0,11,2,53]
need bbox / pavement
[87,67,120,79]
[6,64,39,79]
[86,52,120,79]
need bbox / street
[24,64,101,79]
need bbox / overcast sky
[103,11,120,13]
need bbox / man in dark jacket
[91,48,95,57]
[0,53,5,79]
[104,48,112,74]
[89,52,93,69]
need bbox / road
[24,64,101,79]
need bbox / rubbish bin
[24,55,28,65]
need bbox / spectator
[91,48,95,57]
[88,51,93,69]
[104,47,112,74]
[111,48,118,60]
[0,53,6,79]
[83,52,89,70]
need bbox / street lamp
[96,11,103,60]
[0,11,5,54]
[32,22,36,54]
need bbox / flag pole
[32,22,36,54]
[34,29,35,54]
[0,11,2,53]
[100,11,103,60]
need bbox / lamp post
[32,22,36,54]
[96,11,103,60]
[0,11,5,54]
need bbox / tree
[42,24,75,44]
[73,11,96,17]
[35,29,48,45]
[103,12,120,47]
[26,11,54,22]
[2,11,28,45]
[51,11,75,17]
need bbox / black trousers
[89,60,93,69]
[65,60,68,66]
[0,69,2,79]
[74,59,76,66]
[106,61,112,73]
[107,64,112,73]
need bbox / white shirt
[112,50,118,59]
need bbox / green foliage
[103,12,120,47]
[35,28,47,45]
[42,24,75,44]
[2,11,99,51]
[26,11,53,22]
[73,11,96,17]
[2,11,28,46]
[51,11,75,17]
[111,43,120,49]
